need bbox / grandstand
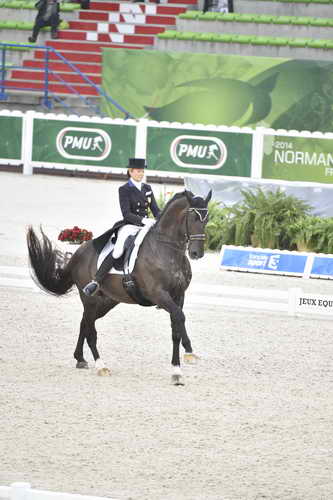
[0,0,332,116]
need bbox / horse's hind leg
[74,296,118,375]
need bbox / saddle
[121,235,154,307]
[94,226,154,307]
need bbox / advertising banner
[31,118,136,168]
[311,255,333,279]
[146,126,252,177]
[262,134,333,184]
[294,290,333,316]
[220,246,308,276]
[102,48,333,132]
[0,115,22,161]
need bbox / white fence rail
[189,283,333,318]
[0,483,117,500]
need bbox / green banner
[146,126,252,177]
[262,135,333,184]
[32,119,136,167]
[0,116,22,160]
[102,48,333,132]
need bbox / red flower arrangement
[58,226,93,244]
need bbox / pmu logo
[56,127,112,161]
[170,135,227,169]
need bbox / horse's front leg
[175,293,198,365]
[157,291,187,386]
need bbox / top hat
[127,158,146,169]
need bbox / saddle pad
[97,224,152,275]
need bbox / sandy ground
[1,172,333,500]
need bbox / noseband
[186,207,208,242]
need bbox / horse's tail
[26,226,74,296]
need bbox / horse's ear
[205,189,212,205]
[184,190,194,203]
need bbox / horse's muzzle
[188,244,205,260]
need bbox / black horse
[26,190,212,385]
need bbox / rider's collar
[129,179,142,191]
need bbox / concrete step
[4,79,99,95]
[23,59,102,74]
[233,0,333,18]
[176,18,333,40]
[79,10,177,25]
[11,68,101,85]
[68,20,167,32]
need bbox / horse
[26,189,212,385]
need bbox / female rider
[83,158,160,296]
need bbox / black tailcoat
[93,181,160,253]
[119,181,160,226]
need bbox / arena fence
[0,483,117,500]
[1,108,333,185]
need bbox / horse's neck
[157,198,187,241]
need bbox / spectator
[28,0,60,43]
[203,0,233,13]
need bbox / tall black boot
[83,253,115,296]
[28,24,40,43]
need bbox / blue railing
[0,42,133,118]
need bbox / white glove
[142,217,155,227]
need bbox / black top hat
[127,158,146,169]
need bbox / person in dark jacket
[28,0,60,43]
[83,158,160,297]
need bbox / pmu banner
[146,126,252,177]
[262,134,333,184]
[0,115,22,161]
[31,118,136,168]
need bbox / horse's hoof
[76,361,89,369]
[97,367,111,377]
[183,353,199,364]
[171,374,185,386]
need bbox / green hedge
[205,188,333,253]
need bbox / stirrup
[83,280,100,297]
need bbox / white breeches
[112,224,141,259]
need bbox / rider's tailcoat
[119,180,160,226]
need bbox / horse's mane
[156,191,192,222]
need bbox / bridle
[155,205,209,251]
[185,207,208,243]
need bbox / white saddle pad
[97,223,153,275]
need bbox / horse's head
[184,189,212,260]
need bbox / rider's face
[129,168,144,182]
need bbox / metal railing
[0,41,133,118]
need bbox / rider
[83,158,160,297]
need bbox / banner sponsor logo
[56,127,112,161]
[263,136,333,183]
[170,135,227,169]
[220,246,307,276]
